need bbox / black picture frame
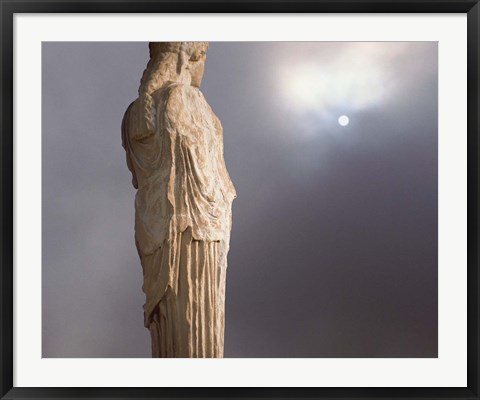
[1,1,479,399]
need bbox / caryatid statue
[121,42,236,357]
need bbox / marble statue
[121,42,236,357]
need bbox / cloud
[274,42,434,130]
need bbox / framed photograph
[1,1,479,399]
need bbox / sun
[338,115,349,126]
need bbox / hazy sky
[42,42,438,358]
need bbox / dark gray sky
[42,42,438,358]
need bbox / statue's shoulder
[163,83,209,123]
[166,83,204,105]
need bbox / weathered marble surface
[122,42,236,357]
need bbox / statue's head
[138,42,209,128]
[148,42,209,88]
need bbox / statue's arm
[121,101,139,188]
[125,95,156,141]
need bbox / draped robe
[122,83,236,357]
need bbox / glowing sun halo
[338,115,350,126]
